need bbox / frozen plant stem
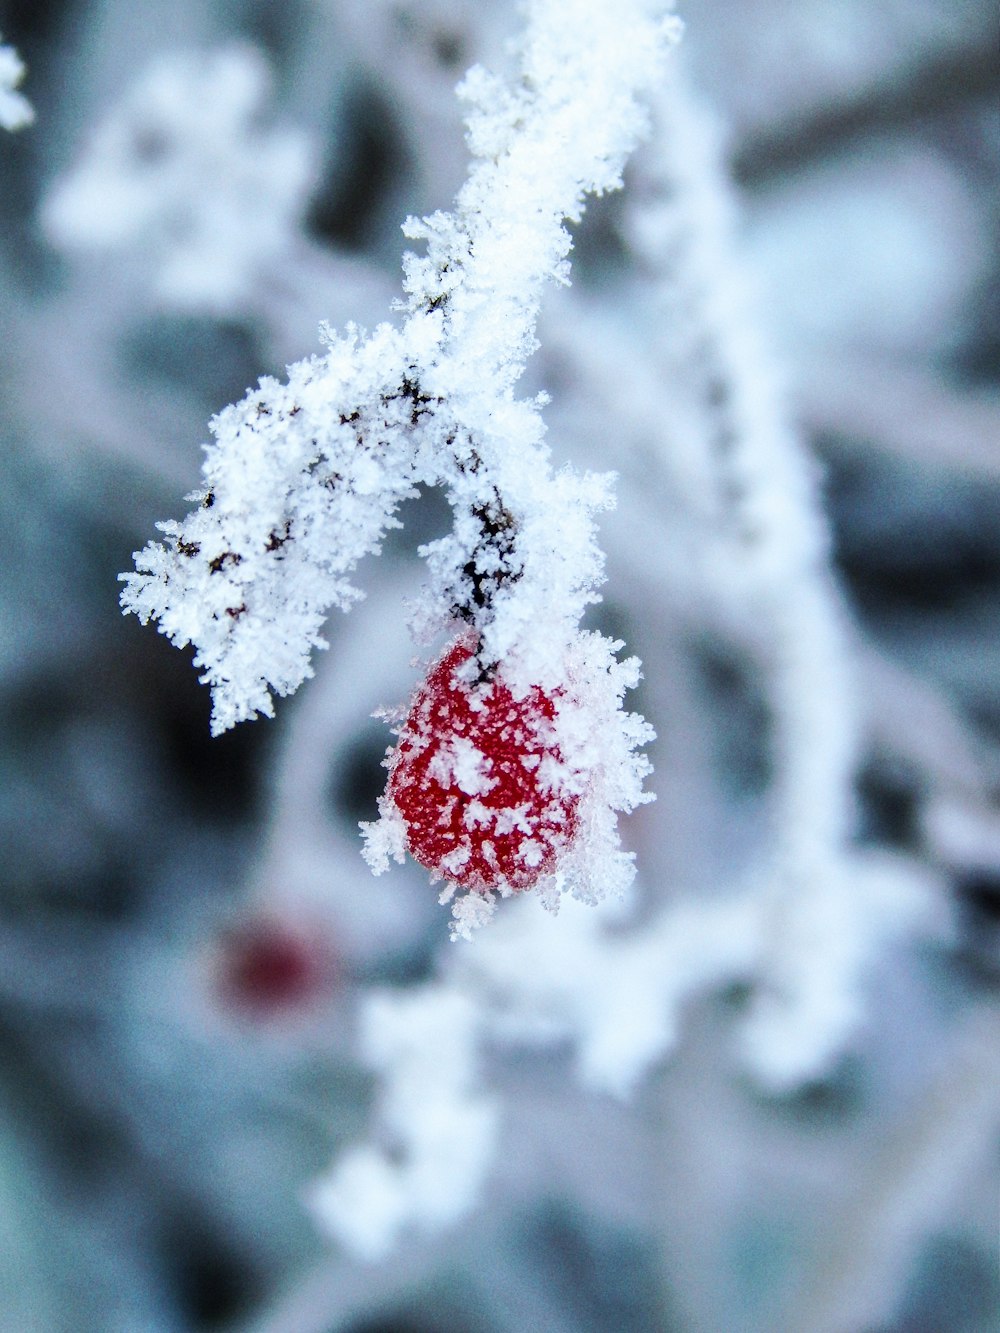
[627,74,857,868]
[122,0,678,930]
[611,71,869,1086]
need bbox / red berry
[215,916,335,1018]
[387,638,580,892]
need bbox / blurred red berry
[387,638,580,892]
[216,917,334,1017]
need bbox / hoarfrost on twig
[120,0,675,926]
[121,2,680,730]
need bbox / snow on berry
[363,631,656,939]
[386,636,579,893]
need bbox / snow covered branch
[121,0,677,928]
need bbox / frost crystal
[121,0,676,925]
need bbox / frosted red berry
[387,639,580,892]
